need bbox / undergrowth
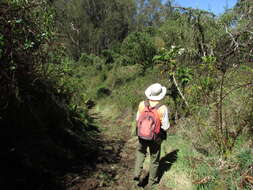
[59,56,252,190]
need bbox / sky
[166,0,238,15]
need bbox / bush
[79,52,105,67]
[121,31,157,72]
[0,0,57,104]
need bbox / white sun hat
[145,83,167,101]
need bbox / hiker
[133,83,170,190]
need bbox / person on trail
[133,83,170,190]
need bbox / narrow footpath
[64,108,173,190]
[63,108,137,190]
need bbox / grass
[159,134,195,190]
[155,112,253,190]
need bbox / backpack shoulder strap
[144,100,163,110]
[154,103,163,110]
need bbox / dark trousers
[134,137,162,187]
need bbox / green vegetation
[0,0,252,189]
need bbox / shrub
[121,31,157,72]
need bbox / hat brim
[145,86,167,101]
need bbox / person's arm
[136,109,140,121]
[161,106,170,131]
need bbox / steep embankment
[0,82,102,190]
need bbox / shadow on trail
[139,149,179,188]
[0,84,110,190]
[157,149,179,182]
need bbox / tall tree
[135,0,169,30]
[54,0,136,59]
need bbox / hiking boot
[139,169,148,183]
[133,175,140,181]
[132,180,142,190]
[133,170,148,186]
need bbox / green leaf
[152,55,162,61]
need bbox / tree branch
[171,6,216,17]
[172,74,189,107]
[222,82,253,100]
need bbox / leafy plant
[153,46,190,109]
[121,31,157,73]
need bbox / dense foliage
[0,1,99,189]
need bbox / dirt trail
[64,108,177,190]
[65,110,139,190]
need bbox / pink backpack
[137,101,162,140]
